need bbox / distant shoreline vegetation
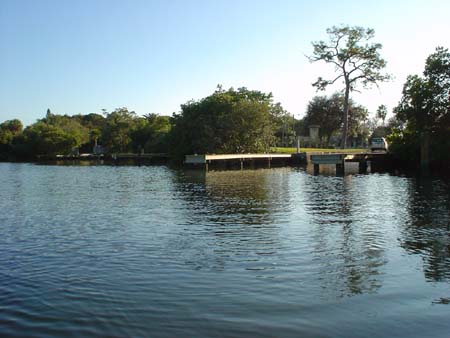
[1,48,449,172]
[0,86,372,162]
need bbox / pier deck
[185,154,292,170]
[185,154,291,164]
[185,151,388,173]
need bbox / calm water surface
[0,163,449,337]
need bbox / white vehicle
[370,137,388,152]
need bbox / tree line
[0,108,172,160]
[1,25,448,167]
[0,87,291,161]
[0,84,378,162]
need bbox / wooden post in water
[268,157,271,169]
[240,158,244,170]
[336,160,345,176]
[313,164,320,175]
[358,160,367,174]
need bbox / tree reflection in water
[172,168,292,272]
[399,177,450,282]
[171,167,450,301]
[302,174,388,298]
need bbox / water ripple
[0,164,450,337]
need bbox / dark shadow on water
[399,176,450,282]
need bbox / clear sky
[1,0,449,126]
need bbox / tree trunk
[341,83,350,149]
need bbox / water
[0,163,449,337]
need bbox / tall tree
[376,104,388,125]
[308,25,390,148]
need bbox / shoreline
[1,156,449,179]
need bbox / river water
[0,163,449,337]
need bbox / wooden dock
[185,151,388,174]
[185,154,292,170]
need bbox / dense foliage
[0,108,172,160]
[301,93,369,146]
[388,47,450,163]
[168,86,288,159]
[0,119,23,160]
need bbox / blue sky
[1,0,449,126]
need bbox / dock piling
[313,164,320,175]
[336,161,344,176]
[358,160,368,174]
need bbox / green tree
[15,111,90,157]
[0,119,23,145]
[89,129,102,145]
[0,119,24,159]
[74,113,107,152]
[395,47,450,133]
[136,114,172,153]
[370,115,402,139]
[20,122,80,156]
[275,113,297,147]
[79,113,106,131]
[348,103,369,146]
[391,47,450,162]
[308,25,390,148]
[102,108,139,152]
[302,93,369,146]
[303,93,342,146]
[169,86,284,158]
[376,104,388,125]
[39,111,90,146]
